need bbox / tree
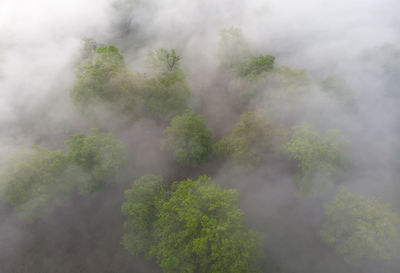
[67,129,127,196]
[154,176,262,273]
[121,174,165,257]
[71,45,189,122]
[70,45,128,110]
[70,44,149,120]
[147,48,181,74]
[143,48,190,121]
[217,27,251,69]
[214,111,275,166]
[1,147,75,221]
[122,175,262,273]
[163,111,213,166]
[142,73,190,121]
[268,66,311,99]
[231,55,275,79]
[321,187,400,265]
[283,124,348,197]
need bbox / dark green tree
[122,175,262,273]
[153,176,262,273]
[121,174,166,257]
[163,111,213,166]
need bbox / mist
[1,0,400,272]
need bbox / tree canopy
[231,55,275,79]
[214,111,275,166]
[0,129,127,220]
[163,111,213,166]
[321,187,400,265]
[121,174,165,257]
[283,124,348,197]
[217,27,251,69]
[122,175,262,273]
[67,129,127,196]
[1,147,75,221]
[71,45,189,122]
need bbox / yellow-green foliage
[0,130,127,220]
[154,176,262,273]
[122,175,262,273]
[217,27,251,69]
[71,45,189,122]
[214,111,275,166]
[1,147,75,221]
[164,111,213,166]
[321,187,400,265]
[231,55,275,79]
[269,66,311,99]
[283,124,348,197]
[67,129,127,196]
[122,174,166,257]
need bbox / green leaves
[147,48,181,74]
[121,175,262,273]
[71,44,190,122]
[1,130,127,220]
[71,45,128,111]
[142,73,190,121]
[214,111,275,166]
[1,147,75,221]
[67,129,127,196]
[231,55,275,79]
[217,27,251,69]
[321,188,400,265]
[283,124,348,197]
[122,174,165,257]
[164,111,213,166]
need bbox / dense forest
[2,0,400,272]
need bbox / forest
[1,0,400,272]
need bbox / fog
[1,0,400,272]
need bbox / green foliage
[214,111,275,166]
[269,66,311,99]
[283,124,348,197]
[94,45,125,66]
[147,48,181,74]
[231,55,275,79]
[1,147,75,221]
[142,48,190,121]
[163,111,213,166]
[321,187,400,265]
[217,27,251,68]
[142,73,190,121]
[67,129,127,196]
[71,45,189,122]
[153,176,262,273]
[0,129,127,220]
[105,69,147,118]
[122,175,262,273]
[121,174,166,257]
[70,45,128,111]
